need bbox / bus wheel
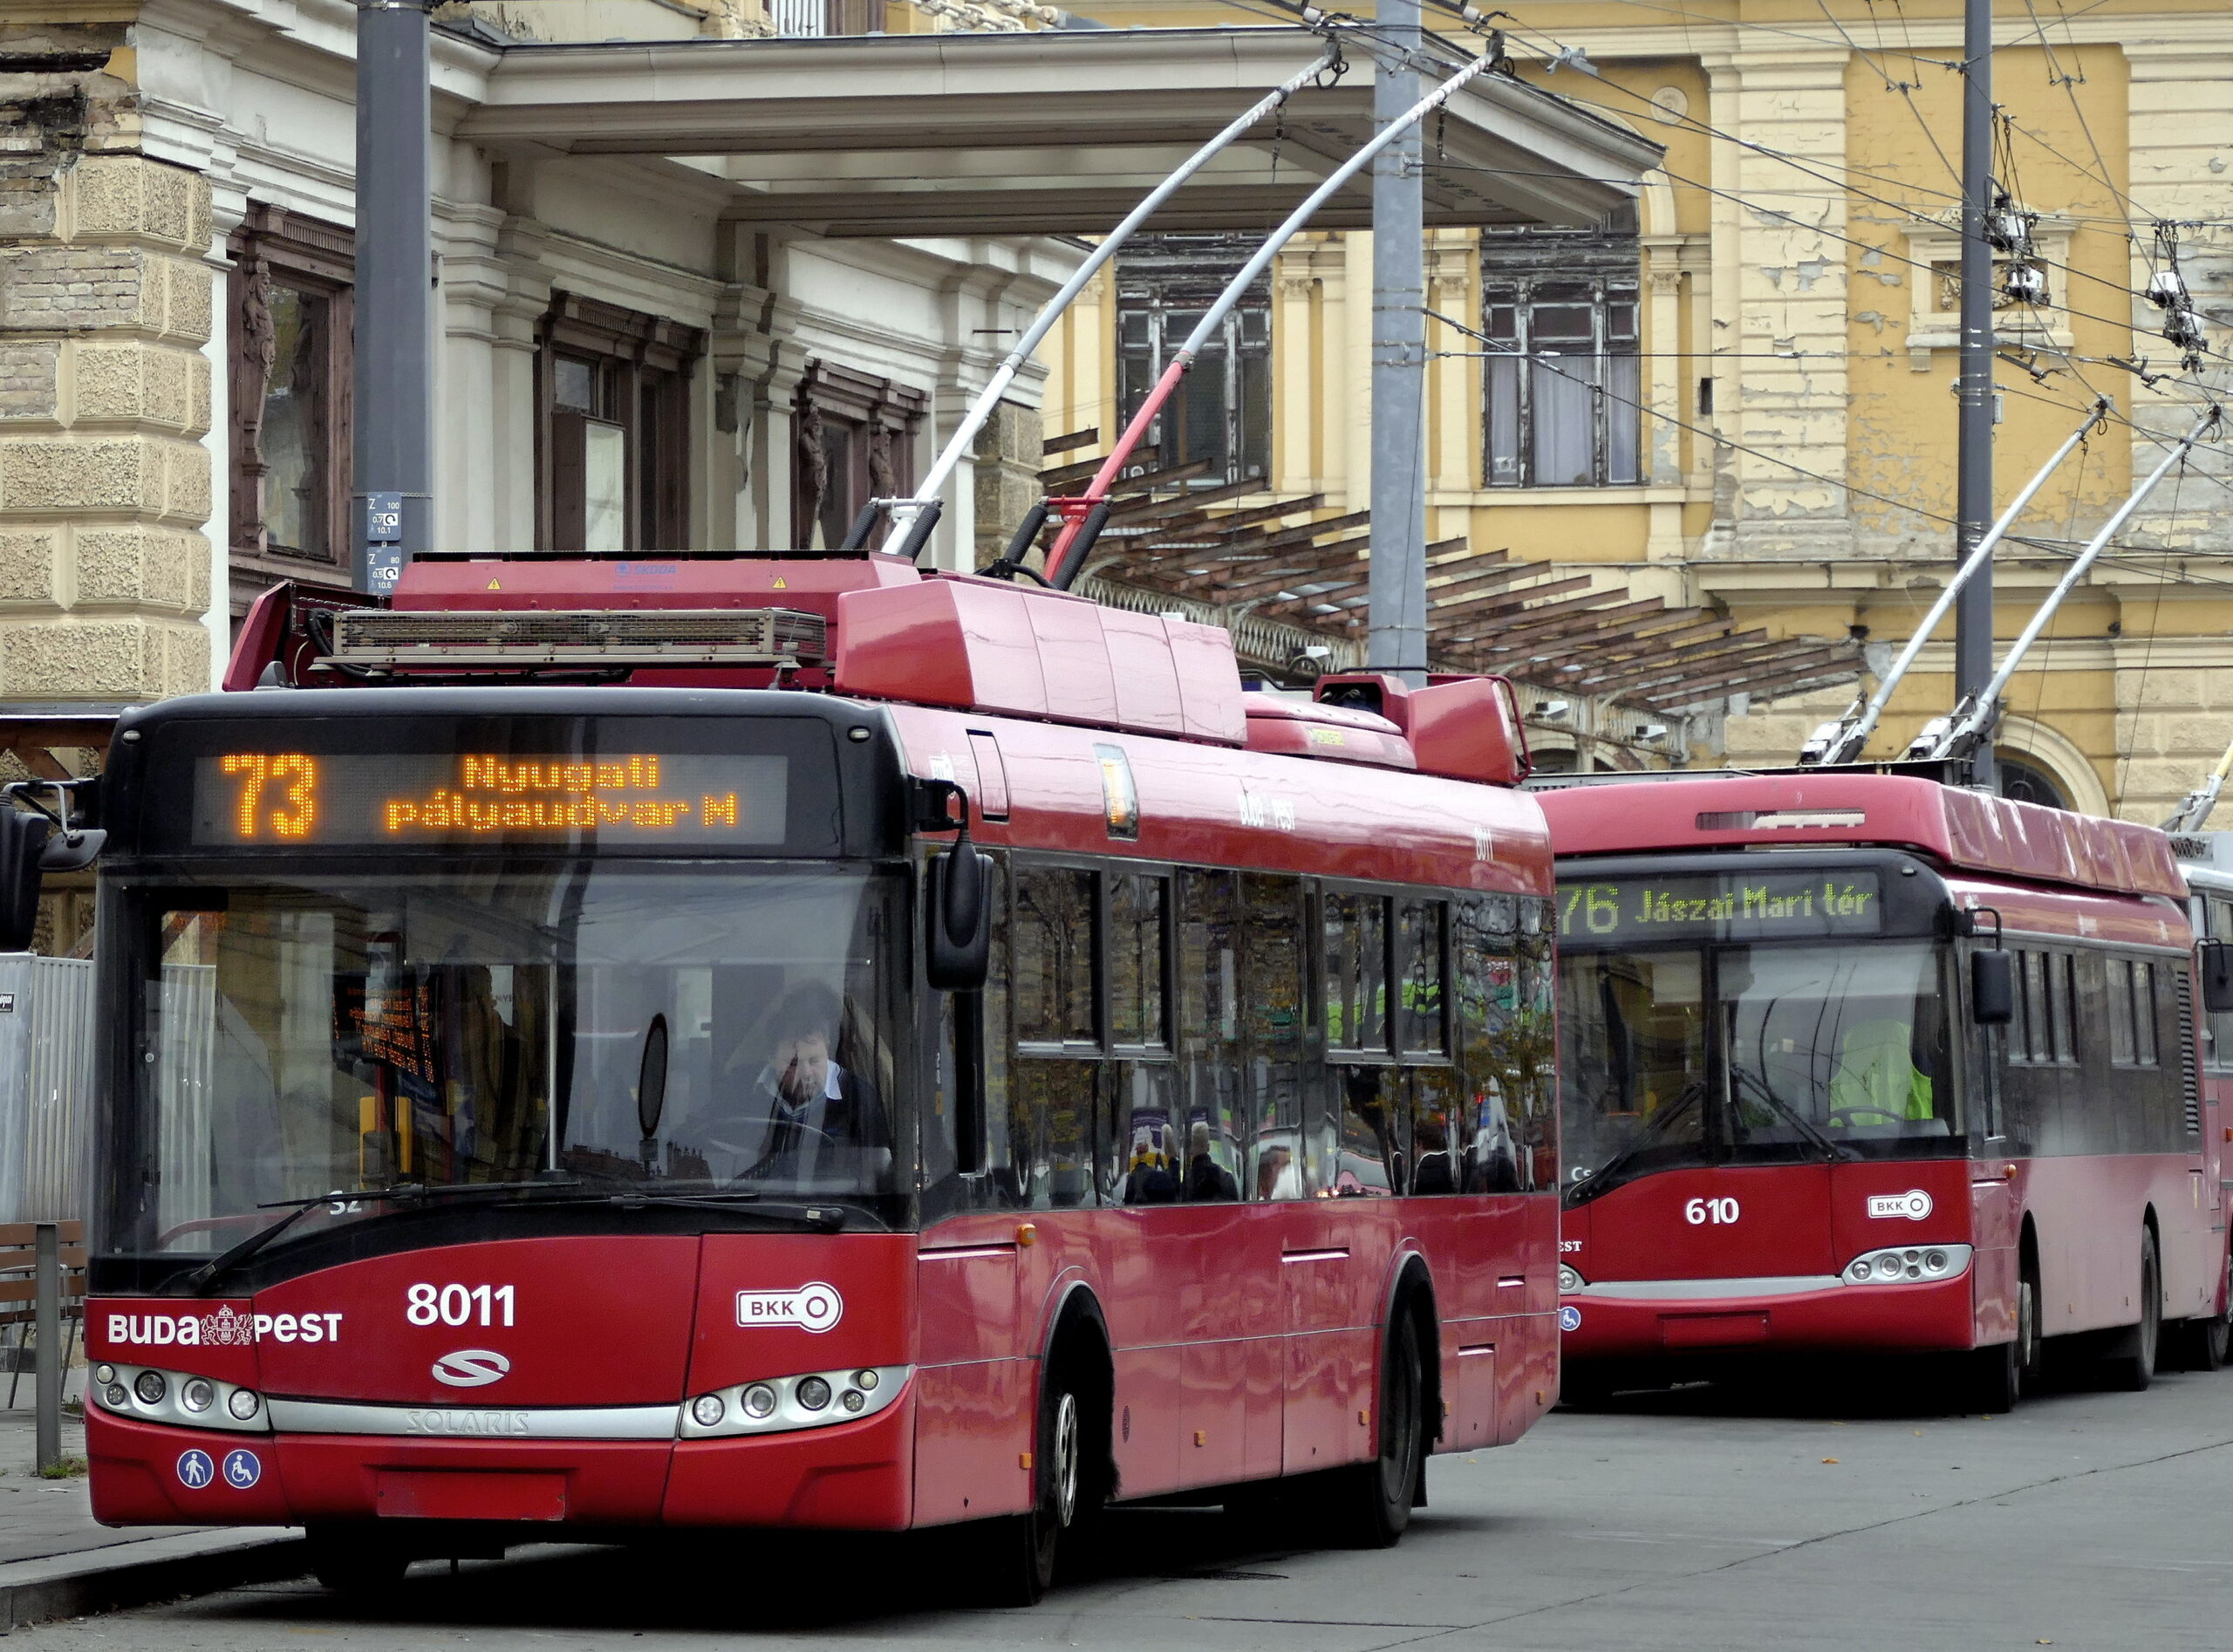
[2105,1229,2161,1392]
[985,1366,1083,1606]
[1336,1314,1427,1549]
[304,1526,409,1596]
[1966,1335,2020,1414]
[2169,1253,2230,1372]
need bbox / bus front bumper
[85,1395,917,1533]
[1559,1272,1977,1362]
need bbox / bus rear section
[75,556,1560,1601]
[1542,774,2230,1408]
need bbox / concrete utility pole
[1367,0,1430,686]
[352,0,435,594]
[1952,0,1995,785]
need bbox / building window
[228,205,354,612]
[1115,235,1272,487]
[792,361,925,550]
[1483,212,1640,488]
[1997,756,2066,810]
[536,294,701,552]
[768,0,885,32]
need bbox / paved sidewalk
[0,1409,303,1628]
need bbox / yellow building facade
[1043,2,2233,816]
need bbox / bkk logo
[106,1307,338,1348]
[432,1348,512,1388]
[1867,1190,1934,1221]
[735,1283,843,1333]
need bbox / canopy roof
[457,26,1663,236]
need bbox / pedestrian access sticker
[1557,1305,1583,1333]
[222,1448,262,1489]
[177,1450,215,1490]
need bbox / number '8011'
[1683,1197,1739,1225]
[406,1283,516,1328]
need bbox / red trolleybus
[58,556,1559,1601]
[1539,771,2230,1409]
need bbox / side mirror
[927,843,992,992]
[1971,948,2014,1027]
[2200,940,2233,1015]
[0,808,52,952]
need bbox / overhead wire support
[1797,399,2109,768]
[1036,44,1506,590]
[1912,402,2223,766]
[2162,732,2233,835]
[868,29,1347,563]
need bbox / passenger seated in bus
[1827,1016,1936,1126]
[1182,1122,1240,1202]
[736,986,891,1184]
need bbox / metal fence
[0,955,93,1225]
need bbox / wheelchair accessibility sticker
[222,1449,262,1490]
[1557,1305,1582,1333]
[176,1450,215,1490]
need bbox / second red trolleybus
[1539,771,2230,1409]
[17,552,1560,1601]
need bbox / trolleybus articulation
[3,556,1561,1602]
[1540,770,2230,1410]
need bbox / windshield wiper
[1729,1068,1857,1162]
[1565,1082,1704,1209]
[172,1180,584,1296]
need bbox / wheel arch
[1378,1250,1442,1445]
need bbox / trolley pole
[352,0,435,595]
[1368,0,1430,686]
[1953,0,1995,786]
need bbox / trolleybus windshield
[106,864,907,1263]
[1556,939,1955,1202]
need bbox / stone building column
[0,147,215,706]
[1699,44,1854,563]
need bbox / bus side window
[1009,864,1098,1211]
[1240,874,1308,1200]
[2108,958,2136,1067]
[2210,898,2233,1071]
[1175,870,1245,1202]
[1454,895,1526,1193]
[1107,871,1169,1051]
[1396,898,1447,1057]
[1324,890,1390,1055]
[1409,1067,1466,1195]
[2050,954,2077,1065]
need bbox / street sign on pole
[365,491,404,595]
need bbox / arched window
[1997,756,2066,810]
[1528,747,1580,775]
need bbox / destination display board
[1555,870,1884,945]
[136,714,841,855]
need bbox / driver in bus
[739,986,890,1184]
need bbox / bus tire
[2104,1228,2161,1393]
[2169,1252,2230,1372]
[1966,1335,2020,1414]
[1334,1309,1428,1549]
[985,1359,1086,1607]
[305,1526,409,1596]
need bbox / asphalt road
[22,1358,2233,1652]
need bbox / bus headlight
[1558,1264,1585,1294]
[679,1366,912,1441]
[90,1363,270,1434]
[1841,1244,1971,1285]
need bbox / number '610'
[1684,1197,1739,1225]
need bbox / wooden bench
[0,1223,87,1406]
